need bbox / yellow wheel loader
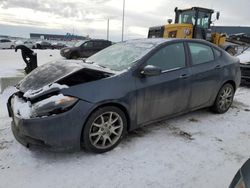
[148,7,249,55]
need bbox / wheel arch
[211,79,236,107]
[222,80,236,91]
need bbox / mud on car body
[7,38,241,153]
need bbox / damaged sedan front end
[7,60,116,150]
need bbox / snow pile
[237,50,250,64]
[23,83,68,98]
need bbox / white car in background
[0,39,15,49]
[14,40,35,49]
[23,41,35,49]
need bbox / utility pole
[122,0,125,41]
[107,18,110,40]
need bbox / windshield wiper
[83,59,94,64]
[95,64,107,69]
[83,59,110,70]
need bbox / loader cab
[175,7,214,40]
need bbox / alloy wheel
[218,86,233,111]
[89,112,123,149]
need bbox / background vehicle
[35,41,52,49]
[0,39,15,49]
[51,42,67,49]
[23,41,35,49]
[229,33,250,43]
[8,38,241,153]
[60,39,112,59]
[148,7,250,55]
[240,62,250,82]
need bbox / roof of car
[122,38,212,46]
[88,39,111,42]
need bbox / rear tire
[211,83,235,114]
[82,106,127,153]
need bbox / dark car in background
[36,41,52,49]
[51,42,67,50]
[7,38,241,153]
[60,39,112,59]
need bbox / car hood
[17,60,115,99]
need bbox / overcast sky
[0,0,250,41]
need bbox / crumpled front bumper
[7,95,94,151]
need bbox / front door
[80,41,94,57]
[135,42,191,125]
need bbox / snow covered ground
[0,49,62,77]
[0,49,250,188]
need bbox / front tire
[212,83,235,114]
[70,53,79,59]
[82,106,127,153]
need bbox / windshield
[178,10,196,25]
[74,40,86,47]
[86,41,157,71]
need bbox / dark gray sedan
[7,38,241,153]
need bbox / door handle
[215,65,222,69]
[179,74,189,79]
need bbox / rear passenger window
[146,42,186,71]
[94,41,103,47]
[188,43,214,65]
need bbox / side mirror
[141,65,162,77]
[216,12,220,20]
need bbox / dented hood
[17,60,115,94]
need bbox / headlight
[64,49,70,53]
[32,94,78,117]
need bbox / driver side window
[146,43,186,71]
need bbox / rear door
[136,42,191,125]
[187,42,223,109]
[93,41,103,53]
